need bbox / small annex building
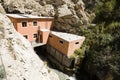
[48,31,85,57]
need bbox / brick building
[48,31,85,57]
[7,14,85,73]
[7,14,53,46]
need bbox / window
[49,35,52,38]
[40,35,42,43]
[33,21,37,26]
[59,40,63,44]
[23,35,28,39]
[75,42,79,44]
[22,21,27,27]
[33,34,37,38]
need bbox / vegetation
[75,0,120,80]
[0,65,6,79]
[74,48,85,58]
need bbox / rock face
[0,3,5,14]
[1,0,92,33]
[0,13,59,80]
[83,0,99,10]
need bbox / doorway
[40,34,43,43]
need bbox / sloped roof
[6,14,53,19]
[51,31,85,42]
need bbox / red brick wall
[39,19,53,30]
[67,38,85,56]
[48,33,69,55]
[7,16,18,30]
[41,30,50,44]
[8,17,53,42]
[16,19,38,42]
[48,33,85,57]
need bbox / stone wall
[46,44,74,68]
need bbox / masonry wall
[67,37,85,56]
[41,30,50,44]
[16,19,38,42]
[7,16,18,30]
[39,19,53,29]
[48,33,85,57]
[8,18,53,42]
[48,33,69,56]
[46,44,74,68]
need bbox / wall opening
[40,35,43,43]
[22,21,27,27]
[23,35,28,39]
[33,34,37,38]
[33,21,37,26]
[59,40,63,44]
[75,42,79,44]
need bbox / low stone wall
[46,44,75,68]
[46,53,74,76]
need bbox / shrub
[0,65,5,79]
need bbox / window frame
[22,21,27,27]
[59,40,64,44]
[33,33,38,38]
[75,42,79,45]
[33,20,38,26]
[23,35,28,39]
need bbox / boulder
[0,3,5,14]
[57,4,72,17]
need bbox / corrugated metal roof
[51,31,85,42]
[6,14,54,19]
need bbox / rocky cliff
[0,0,91,79]
[0,11,59,80]
[1,0,93,33]
[0,0,119,80]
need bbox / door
[40,34,43,43]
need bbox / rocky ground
[0,12,59,80]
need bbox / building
[7,14,53,46]
[46,31,85,72]
[48,31,85,57]
[7,14,85,74]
